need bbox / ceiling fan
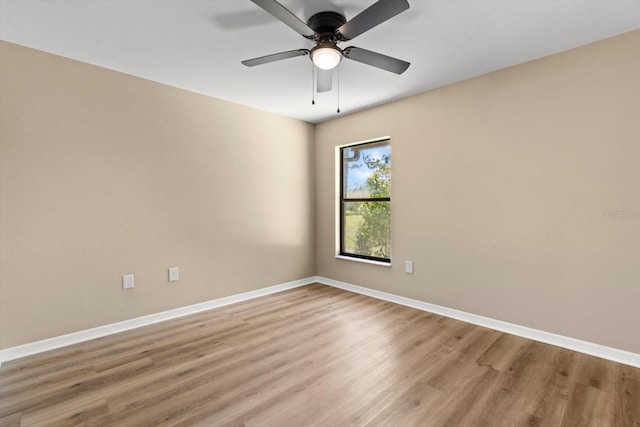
[241,0,411,93]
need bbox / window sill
[334,255,391,267]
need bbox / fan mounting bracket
[307,11,346,42]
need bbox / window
[340,139,391,263]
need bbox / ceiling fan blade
[343,47,410,74]
[317,68,333,93]
[242,49,309,67]
[250,0,315,38]
[337,0,409,41]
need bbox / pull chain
[311,63,316,105]
[336,63,341,113]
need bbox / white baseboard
[0,277,315,366]
[2,276,638,369]
[315,276,640,368]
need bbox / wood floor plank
[476,332,532,371]
[419,366,500,427]
[20,397,112,427]
[616,365,640,426]
[0,411,21,427]
[1,284,638,426]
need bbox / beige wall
[315,30,640,354]
[0,42,315,349]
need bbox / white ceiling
[1,0,640,123]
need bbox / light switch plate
[169,267,179,282]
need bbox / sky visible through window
[344,143,391,198]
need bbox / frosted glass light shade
[311,46,342,70]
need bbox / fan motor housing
[307,11,346,40]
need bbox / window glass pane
[343,201,391,259]
[343,141,390,199]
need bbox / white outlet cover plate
[405,261,414,274]
[122,274,134,289]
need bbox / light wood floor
[1,284,638,426]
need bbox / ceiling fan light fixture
[310,43,342,70]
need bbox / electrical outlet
[405,261,414,274]
[168,267,179,282]
[122,274,134,289]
